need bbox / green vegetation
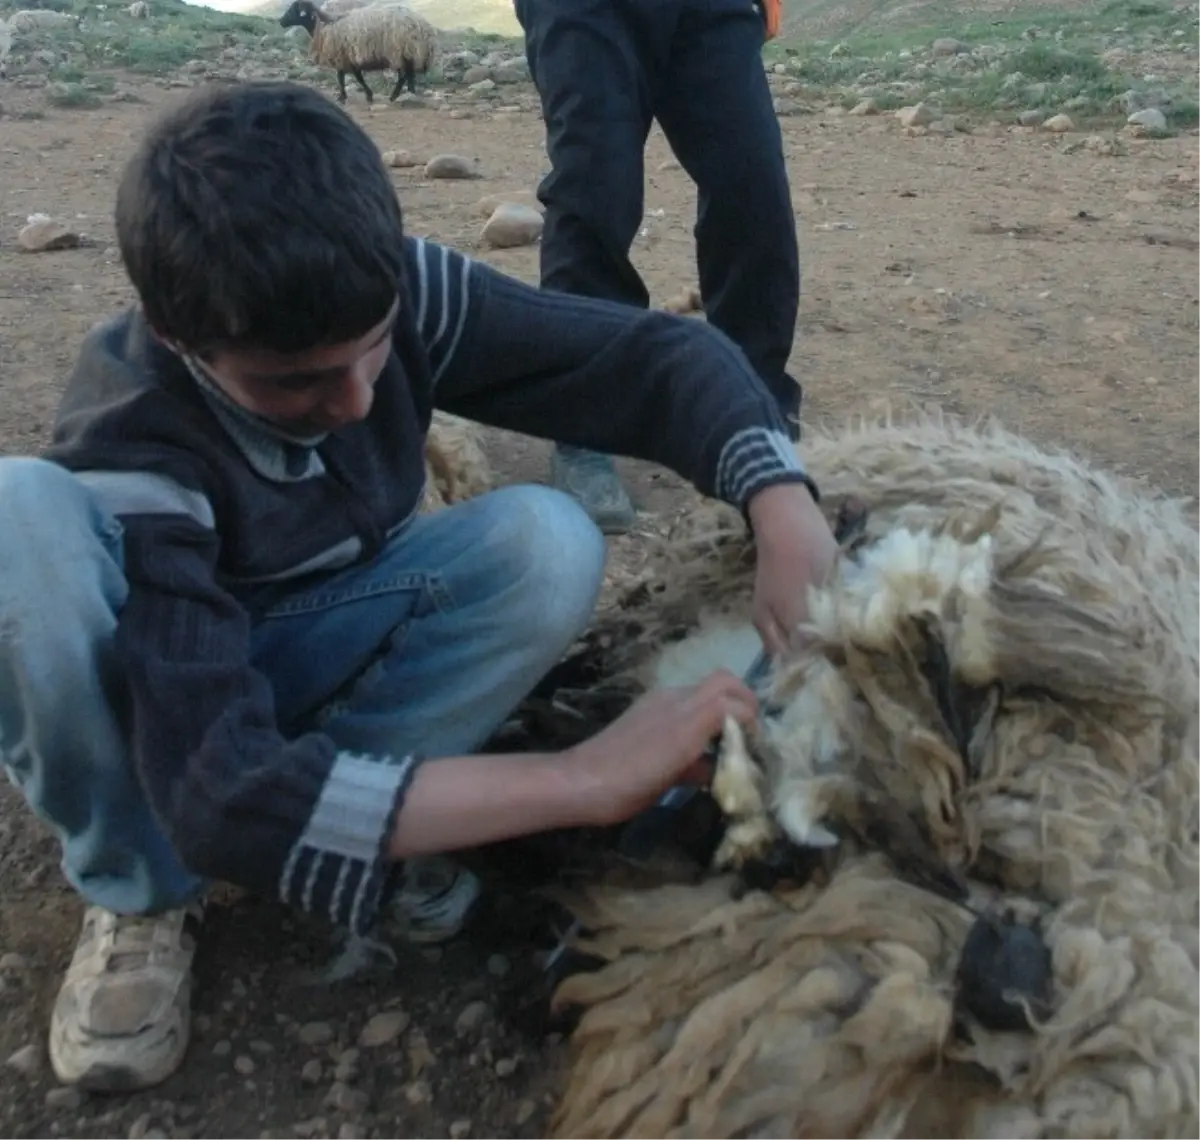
[765,0,1198,127]
[1,0,1194,128]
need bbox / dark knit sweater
[43,236,816,934]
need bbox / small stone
[249,1039,274,1054]
[0,952,28,972]
[325,1081,370,1115]
[5,1043,40,1077]
[46,1086,85,1111]
[337,1126,362,1140]
[291,1119,328,1139]
[486,953,511,977]
[482,203,543,249]
[19,219,82,252]
[448,109,474,120]
[1043,113,1074,133]
[848,97,878,116]
[212,1040,232,1057]
[495,1056,518,1077]
[515,1098,536,1124]
[1127,107,1168,133]
[461,64,491,83]
[1017,109,1045,126]
[359,1009,410,1047]
[234,1054,256,1076]
[475,190,542,218]
[449,1121,472,1139]
[455,1000,490,1035]
[382,149,420,168]
[896,102,934,127]
[425,154,479,179]
[298,1021,334,1046]
[404,1079,432,1105]
[931,37,970,55]
[469,77,497,94]
[128,1113,154,1139]
[408,1030,436,1076]
[300,1058,323,1085]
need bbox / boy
[513,0,800,532]
[0,80,837,1093]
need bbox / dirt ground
[1,76,1197,1140]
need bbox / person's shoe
[387,854,482,944]
[49,901,204,1092]
[548,445,637,535]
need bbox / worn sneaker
[388,854,482,944]
[48,901,203,1092]
[549,445,637,535]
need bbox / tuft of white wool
[549,409,1199,1140]
[306,2,440,82]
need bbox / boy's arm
[116,511,424,935]
[408,239,818,516]
[113,508,736,930]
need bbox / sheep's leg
[350,67,373,103]
[391,60,416,100]
[334,69,349,103]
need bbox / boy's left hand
[746,482,840,655]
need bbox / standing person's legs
[654,0,803,434]
[515,0,671,533]
[0,456,606,1091]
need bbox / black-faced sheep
[542,411,1198,1139]
[279,0,439,104]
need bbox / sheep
[546,409,1199,1139]
[420,410,492,514]
[279,0,440,105]
[127,1,149,18]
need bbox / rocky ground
[1,1,1198,1137]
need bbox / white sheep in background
[279,0,440,104]
[127,1,149,18]
[545,410,1198,1139]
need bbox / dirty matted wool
[550,411,1199,1140]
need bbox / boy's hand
[563,671,759,827]
[747,482,839,655]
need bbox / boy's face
[194,299,399,437]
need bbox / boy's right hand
[562,671,760,827]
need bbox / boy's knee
[485,485,607,638]
[0,457,100,535]
[0,457,126,611]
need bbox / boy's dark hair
[115,80,406,356]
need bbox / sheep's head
[678,500,1163,912]
[279,0,321,32]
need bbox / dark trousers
[514,0,802,427]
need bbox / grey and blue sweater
[44,236,816,935]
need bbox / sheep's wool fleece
[547,412,1199,1140]
[312,5,439,73]
[420,410,492,512]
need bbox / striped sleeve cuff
[277,750,424,935]
[715,426,821,512]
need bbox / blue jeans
[0,456,608,917]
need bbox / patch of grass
[46,80,102,108]
[1,0,293,77]
[765,0,1198,124]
